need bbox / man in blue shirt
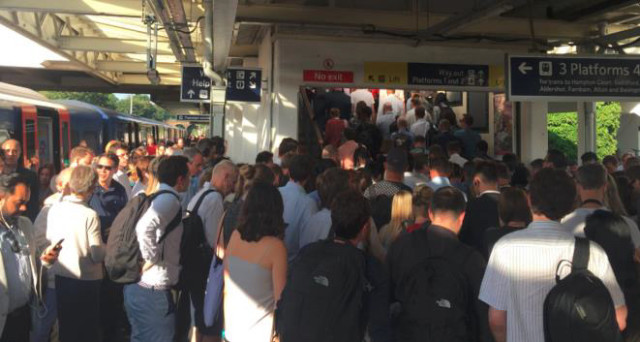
[279,154,318,261]
[454,114,482,159]
[89,153,127,342]
[89,154,127,243]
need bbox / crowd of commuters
[0,89,639,342]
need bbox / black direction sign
[181,65,212,103]
[508,55,640,101]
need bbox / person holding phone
[46,166,104,342]
[0,173,60,342]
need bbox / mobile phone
[53,239,64,251]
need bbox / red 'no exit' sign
[303,70,354,83]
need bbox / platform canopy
[0,0,639,95]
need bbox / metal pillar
[209,86,226,137]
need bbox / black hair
[476,140,489,154]
[317,168,349,209]
[546,149,568,169]
[157,156,189,187]
[278,138,299,156]
[529,168,576,220]
[344,127,357,141]
[510,164,530,189]
[502,153,518,171]
[429,158,450,174]
[430,187,466,217]
[603,155,618,166]
[98,153,119,169]
[330,189,371,240]
[581,152,599,165]
[415,106,426,119]
[530,158,544,170]
[196,138,213,158]
[0,173,28,195]
[289,154,314,183]
[576,164,607,190]
[255,151,274,164]
[474,161,499,184]
[237,182,285,242]
[499,187,532,225]
[210,136,225,157]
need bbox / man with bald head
[183,160,237,341]
[1,139,39,221]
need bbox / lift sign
[508,55,640,101]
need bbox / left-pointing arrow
[519,62,533,75]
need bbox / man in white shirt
[448,141,468,168]
[124,156,189,342]
[410,107,430,139]
[377,90,403,118]
[184,159,237,340]
[114,147,132,200]
[404,98,421,126]
[562,164,640,260]
[480,168,627,342]
[350,88,375,113]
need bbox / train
[0,82,185,172]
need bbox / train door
[59,109,71,168]
[20,105,38,169]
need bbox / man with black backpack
[121,156,189,342]
[479,168,627,342]
[181,160,237,342]
[276,189,374,342]
[387,187,492,342]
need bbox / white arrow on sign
[518,62,533,75]
[187,89,195,98]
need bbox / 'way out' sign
[181,65,211,103]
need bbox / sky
[0,23,67,68]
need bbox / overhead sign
[303,70,354,83]
[226,68,261,102]
[508,55,640,101]
[181,65,211,103]
[175,114,209,123]
[364,62,408,85]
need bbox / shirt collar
[429,225,458,239]
[285,180,306,193]
[158,183,178,194]
[527,220,566,231]
[479,190,500,197]
[63,194,86,204]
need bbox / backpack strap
[572,237,590,272]
[187,189,217,217]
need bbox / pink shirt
[338,140,359,170]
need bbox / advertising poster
[493,93,513,156]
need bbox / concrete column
[618,102,640,154]
[577,102,597,157]
[519,101,548,163]
[209,86,226,137]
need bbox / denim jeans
[124,284,176,342]
[31,287,57,342]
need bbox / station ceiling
[0,0,639,110]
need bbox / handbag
[203,211,226,327]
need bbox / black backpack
[177,189,217,290]
[395,230,474,342]
[105,190,181,284]
[543,238,623,342]
[276,240,368,342]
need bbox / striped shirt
[479,220,625,342]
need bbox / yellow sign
[364,62,408,85]
[489,65,505,89]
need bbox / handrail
[299,87,324,147]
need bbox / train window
[0,129,9,142]
[25,119,37,162]
[61,122,70,166]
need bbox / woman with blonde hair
[605,173,628,216]
[378,190,413,250]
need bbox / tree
[548,102,621,162]
[115,94,171,121]
[40,91,119,110]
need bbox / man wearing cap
[364,148,412,229]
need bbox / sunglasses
[96,164,113,171]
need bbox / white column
[618,102,640,154]
[209,86,226,137]
[519,101,548,163]
[577,102,597,158]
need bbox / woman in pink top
[324,108,348,148]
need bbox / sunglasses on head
[96,164,113,171]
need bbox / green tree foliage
[115,94,171,121]
[41,92,170,121]
[40,91,119,110]
[548,102,621,162]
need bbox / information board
[508,55,640,101]
[175,115,209,123]
[408,63,489,87]
[181,65,212,103]
[226,68,261,102]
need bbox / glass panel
[25,119,36,162]
[62,122,70,166]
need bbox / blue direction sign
[508,55,640,101]
[226,68,261,102]
[181,65,211,103]
[175,114,209,123]
[408,63,489,88]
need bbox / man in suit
[459,161,500,252]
